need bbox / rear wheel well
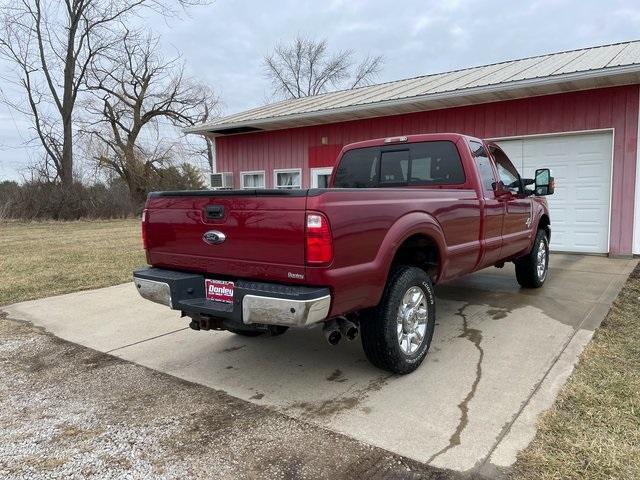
[390,234,440,282]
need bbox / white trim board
[634,86,640,254]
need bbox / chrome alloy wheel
[396,286,428,355]
[536,238,548,281]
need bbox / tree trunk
[126,178,149,214]
[206,138,214,173]
[60,17,77,187]
[61,116,73,186]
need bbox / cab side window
[469,141,495,193]
[491,146,521,192]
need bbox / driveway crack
[105,327,188,354]
[426,304,484,464]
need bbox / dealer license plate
[205,279,234,303]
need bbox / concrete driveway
[3,254,636,476]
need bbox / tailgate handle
[205,205,224,219]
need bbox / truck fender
[369,211,447,305]
[530,206,551,250]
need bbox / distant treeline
[0,163,205,220]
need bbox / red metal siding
[216,85,639,255]
[308,144,343,168]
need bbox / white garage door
[497,132,612,254]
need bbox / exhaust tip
[337,317,359,341]
[327,330,342,345]
[344,326,358,341]
[323,320,342,345]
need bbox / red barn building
[187,41,640,257]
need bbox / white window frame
[311,167,333,188]
[273,168,302,189]
[240,170,265,189]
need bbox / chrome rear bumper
[133,268,331,327]
[135,277,173,308]
[242,293,331,327]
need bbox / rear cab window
[334,141,465,188]
[380,150,409,184]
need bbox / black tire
[515,229,549,288]
[360,265,436,374]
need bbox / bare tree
[83,33,217,206]
[183,84,220,173]
[264,36,383,99]
[0,0,207,186]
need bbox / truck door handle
[205,205,224,219]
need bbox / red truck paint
[144,133,550,319]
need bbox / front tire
[515,229,549,288]
[360,265,436,374]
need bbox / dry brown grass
[511,268,640,480]
[0,219,145,306]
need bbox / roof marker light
[384,136,408,143]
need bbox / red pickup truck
[134,133,554,374]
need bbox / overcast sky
[2,0,640,181]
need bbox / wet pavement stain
[487,308,510,320]
[287,375,392,419]
[427,304,484,464]
[221,344,246,353]
[288,397,361,417]
[326,369,348,382]
[435,281,584,328]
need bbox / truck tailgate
[144,190,308,282]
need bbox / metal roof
[187,40,640,136]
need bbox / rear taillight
[305,212,333,265]
[141,209,149,249]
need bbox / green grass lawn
[0,219,145,305]
[511,267,640,480]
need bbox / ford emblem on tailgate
[203,230,226,245]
